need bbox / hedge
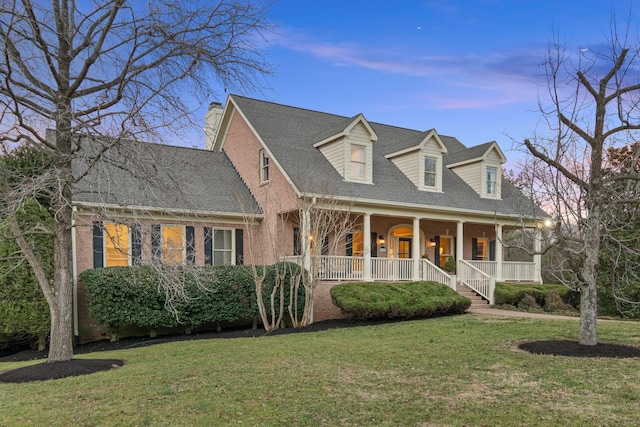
[330,281,471,321]
[494,282,577,307]
[80,262,305,338]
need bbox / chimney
[205,101,224,150]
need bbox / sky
[210,0,639,167]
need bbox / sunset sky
[240,0,639,166]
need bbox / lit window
[424,156,437,187]
[350,145,366,179]
[486,167,497,195]
[104,223,129,267]
[213,229,233,265]
[476,237,489,260]
[162,225,184,264]
[260,149,269,183]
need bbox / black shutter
[92,221,104,268]
[151,224,162,263]
[490,239,496,261]
[235,228,244,265]
[472,238,478,260]
[131,225,142,266]
[454,237,457,261]
[434,236,440,267]
[370,232,377,257]
[293,227,301,256]
[204,227,212,265]
[346,233,353,256]
[186,226,195,264]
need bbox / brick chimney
[204,101,223,150]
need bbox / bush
[330,281,470,321]
[81,262,305,339]
[495,283,576,307]
[517,294,541,311]
[543,291,574,313]
[0,200,52,350]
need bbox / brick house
[72,96,545,342]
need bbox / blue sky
[224,0,637,166]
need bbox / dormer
[384,129,448,192]
[445,141,506,199]
[313,114,377,184]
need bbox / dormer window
[486,166,497,195]
[423,156,437,188]
[350,144,367,180]
[260,149,269,183]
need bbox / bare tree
[0,0,271,362]
[523,29,640,345]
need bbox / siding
[343,122,374,183]
[318,138,345,176]
[450,162,482,195]
[391,152,419,186]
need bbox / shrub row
[330,281,471,321]
[80,262,304,338]
[495,282,578,313]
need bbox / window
[350,145,366,180]
[162,225,185,264]
[424,156,437,188]
[104,223,129,267]
[152,225,185,264]
[476,237,489,260]
[213,229,233,265]
[438,236,453,267]
[260,149,269,183]
[486,167,497,195]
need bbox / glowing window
[104,223,129,267]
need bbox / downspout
[71,206,79,343]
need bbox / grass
[2,314,640,426]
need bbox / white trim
[73,202,262,223]
[72,206,79,338]
[313,114,378,148]
[210,227,236,265]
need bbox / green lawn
[1,314,640,426]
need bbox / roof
[227,95,544,219]
[72,136,260,216]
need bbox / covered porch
[282,211,543,305]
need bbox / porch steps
[456,284,490,308]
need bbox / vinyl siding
[390,152,419,186]
[318,138,345,177]
[451,162,482,195]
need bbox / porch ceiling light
[378,235,385,244]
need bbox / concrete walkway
[466,307,579,321]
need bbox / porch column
[302,209,312,274]
[495,223,504,282]
[363,212,372,281]
[412,217,420,280]
[456,221,464,267]
[534,228,543,284]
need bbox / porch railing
[458,260,495,304]
[280,255,452,287]
[420,259,454,289]
[467,260,496,277]
[503,261,538,282]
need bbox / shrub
[517,294,541,311]
[81,262,306,339]
[495,283,576,307]
[543,291,575,313]
[0,200,52,351]
[330,281,470,321]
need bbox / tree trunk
[47,203,74,362]
[579,282,598,345]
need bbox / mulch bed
[2,318,640,383]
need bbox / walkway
[467,307,579,320]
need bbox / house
[72,96,545,342]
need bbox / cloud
[270,28,545,109]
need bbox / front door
[398,237,412,258]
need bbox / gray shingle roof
[230,95,543,219]
[72,136,260,216]
[445,141,495,165]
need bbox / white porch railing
[468,260,538,283]
[420,259,455,289]
[370,257,413,281]
[280,256,452,287]
[503,262,538,282]
[458,260,495,304]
